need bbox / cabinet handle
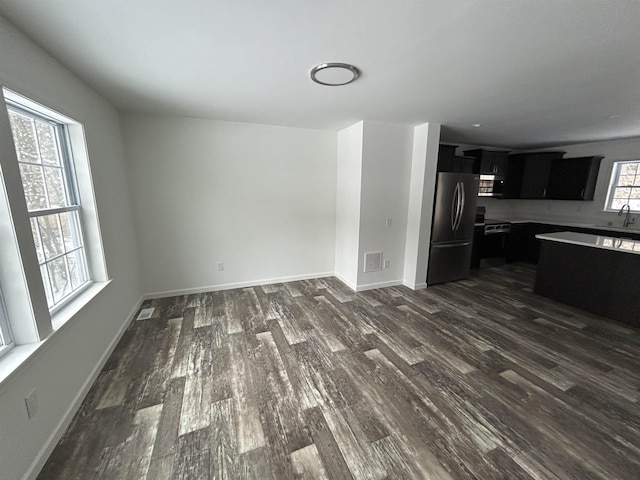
[543,188,547,198]
[581,188,585,198]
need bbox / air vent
[364,251,383,272]
[136,307,155,321]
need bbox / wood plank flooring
[37,263,640,479]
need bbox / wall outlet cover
[25,390,38,419]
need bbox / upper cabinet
[508,152,565,199]
[547,156,603,200]
[437,144,475,173]
[463,149,509,175]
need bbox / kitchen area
[429,142,640,327]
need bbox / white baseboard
[143,272,335,300]
[403,280,427,290]
[333,273,357,292]
[25,295,145,480]
[354,279,403,292]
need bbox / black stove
[483,218,511,235]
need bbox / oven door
[481,227,510,263]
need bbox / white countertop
[488,215,640,234]
[536,231,640,255]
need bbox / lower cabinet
[506,223,543,263]
[534,240,640,327]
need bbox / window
[6,103,90,310]
[605,160,640,212]
[0,88,107,370]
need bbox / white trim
[143,272,335,300]
[0,281,111,392]
[334,273,405,292]
[353,279,403,292]
[405,281,428,290]
[333,272,357,292]
[23,295,145,480]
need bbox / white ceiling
[1,0,639,148]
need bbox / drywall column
[356,121,413,289]
[334,121,364,289]
[403,123,441,289]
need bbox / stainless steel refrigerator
[427,172,479,285]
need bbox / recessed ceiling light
[471,123,482,128]
[310,63,360,86]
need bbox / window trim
[0,86,109,362]
[604,159,640,213]
[6,100,92,310]
[0,287,13,359]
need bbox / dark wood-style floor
[37,263,640,480]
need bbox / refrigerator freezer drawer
[427,242,473,285]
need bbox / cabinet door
[492,151,508,175]
[438,144,457,172]
[502,157,523,199]
[506,223,543,263]
[520,157,553,199]
[547,156,602,200]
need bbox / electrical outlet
[25,390,38,419]
[385,217,392,227]
[216,262,224,271]
[384,259,390,269]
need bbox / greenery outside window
[605,160,640,212]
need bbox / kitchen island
[534,231,640,327]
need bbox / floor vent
[137,307,155,321]
[364,251,383,272]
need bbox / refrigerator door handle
[457,181,466,231]
[453,181,463,231]
[435,241,472,248]
[451,182,459,231]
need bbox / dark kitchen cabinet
[547,156,602,200]
[437,144,457,172]
[535,239,640,327]
[535,241,617,318]
[508,152,565,199]
[464,149,509,175]
[437,144,474,173]
[506,223,544,263]
[470,225,483,268]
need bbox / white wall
[123,113,337,295]
[475,137,640,230]
[404,123,441,289]
[357,121,413,289]
[335,122,363,288]
[0,16,142,480]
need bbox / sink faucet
[618,203,636,228]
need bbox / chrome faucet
[618,203,636,228]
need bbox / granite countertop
[536,231,640,255]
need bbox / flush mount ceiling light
[310,63,360,86]
[471,123,482,128]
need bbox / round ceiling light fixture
[310,63,360,86]
[471,123,482,128]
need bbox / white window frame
[0,286,13,359]
[0,87,108,368]
[6,102,92,312]
[604,160,640,212]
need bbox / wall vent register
[364,251,382,272]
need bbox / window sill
[51,280,111,331]
[0,279,111,392]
